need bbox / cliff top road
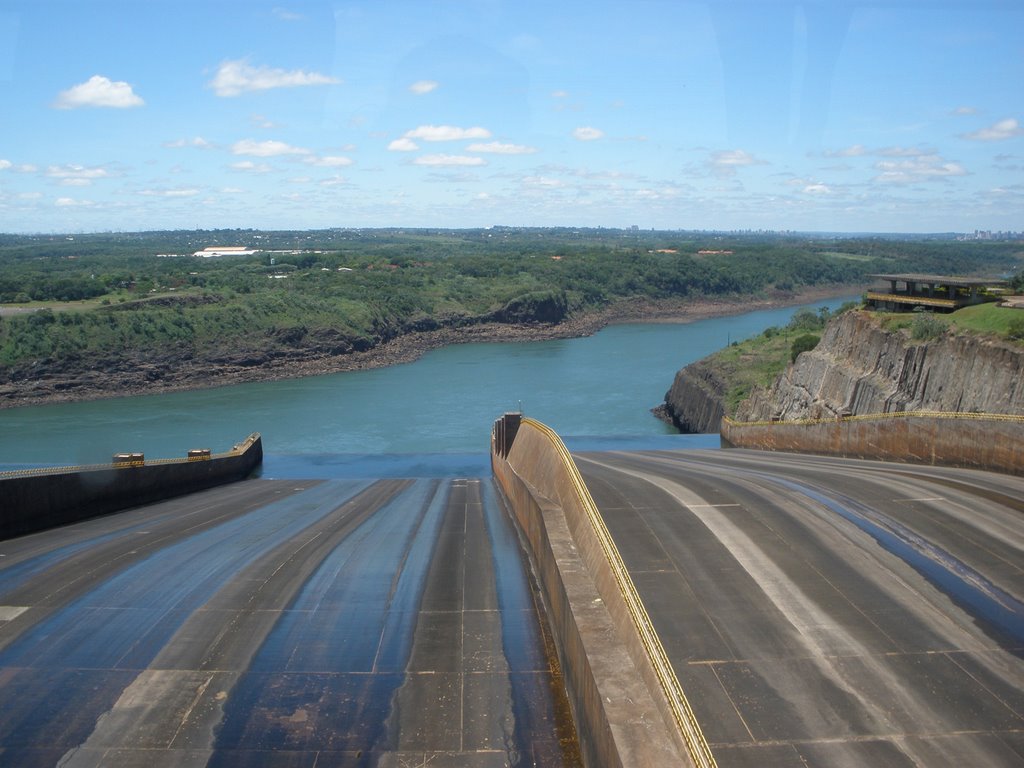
[575,448,1024,768]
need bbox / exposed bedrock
[735,310,1024,422]
[658,360,727,434]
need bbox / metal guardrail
[723,411,1024,429]
[523,417,718,768]
[0,433,260,481]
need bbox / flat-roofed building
[193,246,258,257]
[865,273,1008,313]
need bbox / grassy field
[876,301,1024,343]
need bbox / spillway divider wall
[491,413,716,768]
[0,433,263,539]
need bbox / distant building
[193,246,258,257]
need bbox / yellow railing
[523,417,718,768]
[864,291,958,308]
[724,410,1024,429]
[0,433,260,480]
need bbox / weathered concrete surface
[660,359,727,434]
[492,416,693,768]
[722,415,1024,475]
[0,476,580,766]
[574,447,1024,768]
[737,310,1024,422]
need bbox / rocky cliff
[658,360,728,433]
[735,310,1024,422]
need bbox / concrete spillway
[492,415,1024,768]
[4,417,1023,768]
[0,475,580,766]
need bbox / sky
[0,0,1022,234]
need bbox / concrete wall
[0,434,263,540]
[491,414,704,768]
[721,415,1024,475]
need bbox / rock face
[735,310,1024,422]
[659,359,727,434]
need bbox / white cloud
[409,80,439,95]
[305,155,353,167]
[53,75,144,110]
[465,141,537,155]
[231,139,310,157]
[230,161,273,173]
[0,159,10,171]
[140,188,201,198]
[961,117,1023,141]
[388,137,420,152]
[551,90,569,98]
[404,125,491,142]
[55,197,93,207]
[251,114,279,129]
[877,146,932,157]
[952,106,977,116]
[572,126,604,141]
[164,137,213,149]
[210,59,340,97]
[522,176,566,188]
[273,7,305,21]
[635,187,681,200]
[46,164,110,185]
[709,149,765,176]
[802,183,832,195]
[413,154,486,167]
[873,154,967,183]
[824,144,866,158]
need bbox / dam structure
[2,419,1023,767]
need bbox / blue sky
[0,0,1021,234]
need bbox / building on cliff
[865,273,1007,313]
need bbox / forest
[1,228,1020,372]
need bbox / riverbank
[0,286,858,409]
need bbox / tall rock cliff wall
[659,359,727,434]
[735,311,1024,422]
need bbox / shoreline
[0,286,858,410]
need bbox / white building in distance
[193,246,258,257]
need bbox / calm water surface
[0,298,852,471]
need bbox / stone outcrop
[658,360,727,434]
[735,310,1024,422]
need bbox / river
[0,297,852,476]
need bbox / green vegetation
[0,228,1020,372]
[790,333,821,362]
[911,310,947,341]
[876,302,1024,344]
[712,303,857,415]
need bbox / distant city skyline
[1,0,1021,234]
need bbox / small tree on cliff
[790,333,820,362]
[911,310,945,341]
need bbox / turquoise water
[0,298,852,472]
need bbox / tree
[790,333,820,362]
